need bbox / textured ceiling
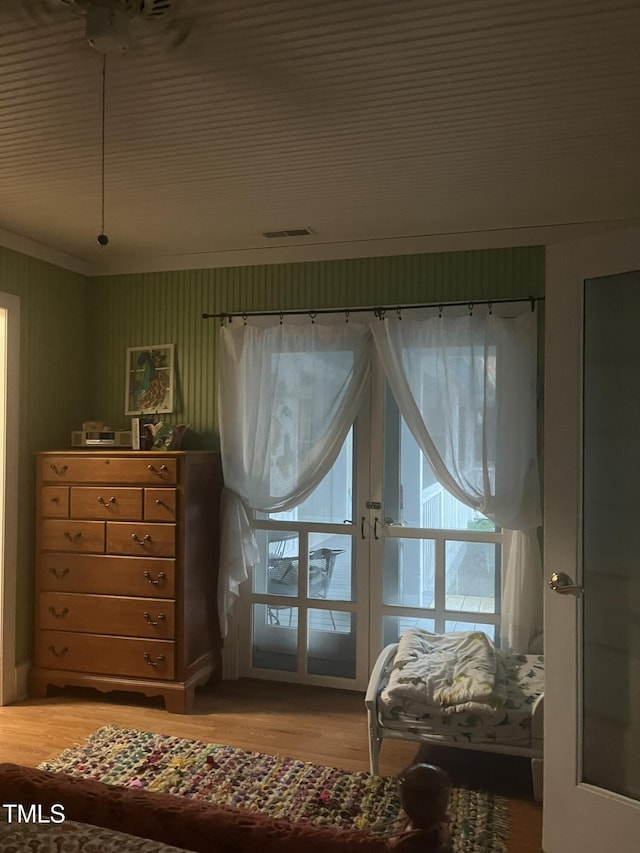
[0,0,639,274]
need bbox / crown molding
[0,229,90,277]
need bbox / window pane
[309,533,353,602]
[307,610,356,678]
[445,540,498,613]
[252,604,298,672]
[444,620,496,641]
[383,537,435,608]
[383,615,436,646]
[259,428,353,524]
[384,383,495,532]
[253,530,299,594]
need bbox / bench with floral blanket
[365,629,544,800]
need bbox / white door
[242,332,508,689]
[544,226,640,852]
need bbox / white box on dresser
[29,450,223,713]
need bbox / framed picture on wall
[125,343,175,415]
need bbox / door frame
[543,225,640,852]
[0,291,20,706]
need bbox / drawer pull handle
[64,531,82,542]
[48,567,69,580]
[50,496,59,503]
[50,464,68,476]
[155,499,168,508]
[143,612,166,626]
[48,606,69,619]
[132,533,152,546]
[143,653,166,667]
[48,645,68,658]
[147,464,169,477]
[143,571,166,585]
[97,496,116,505]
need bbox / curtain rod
[202,295,543,322]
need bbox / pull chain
[97,54,109,247]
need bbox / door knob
[549,571,582,595]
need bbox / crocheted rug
[39,725,509,852]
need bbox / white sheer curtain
[370,311,542,652]
[217,322,371,635]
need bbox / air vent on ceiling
[262,227,315,239]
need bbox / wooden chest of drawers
[29,451,223,713]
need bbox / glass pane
[258,428,353,524]
[445,540,498,613]
[253,530,299,594]
[252,604,298,672]
[383,537,434,608]
[382,615,436,646]
[384,384,495,532]
[307,609,356,678]
[582,271,640,800]
[444,620,496,641]
[309,532,353,602]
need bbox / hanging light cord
[97,55,109,246]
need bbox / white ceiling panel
[0,0,638,274]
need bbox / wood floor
[0,678,542,852]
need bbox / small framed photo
[125,344,175,416]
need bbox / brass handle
[155,499,168,507]
[131,533,152,546]
[50,464,68,476]
[143,652,166,667]
[48,567,69,580]
[147,464,169,477]
[48,645,68,657]
[143,570,166,585]
[549,571,582,595]
[97,496,116,505]
[48,606,69,619]
[50,496,59,503]
[143,612,166,626]
[64,531,82,542]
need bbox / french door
[240,359,503,689]
[544,226,640,852]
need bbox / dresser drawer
[144,488,176,521]
[41,456,177,485]
[41,487,69,518]
[36,631,175,679]
[106,522,175,557]
[70,487,143,520]
[41,520,105,553]
[39,592,175,638]
[38,554,175,597]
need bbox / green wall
[0,246,90,662]
[4,242,544,666]
[89,246,545,446]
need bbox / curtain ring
[468,302,474,316]
[376,307,386,321]
[345,309,350,324]
[396,306,402,320]
[488,300,493,315]
[242,312,247,326]
[438,304,443,319]
[279,312,284,325]
[309,311,316,324]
